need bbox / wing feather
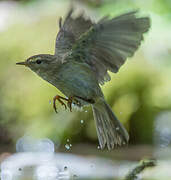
[55,9,93,55]
[71,11,150,85]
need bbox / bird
[16,9,150,150]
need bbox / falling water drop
[65,144,70,150]
[116,127,119,131]
[80,120,84,124]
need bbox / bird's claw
[60,101,67,110]
[53,95,80,113]
[53,95,68,113]
[67,97,73,112]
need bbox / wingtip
[66,7,74,19]
[59,17,62,29]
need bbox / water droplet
[69,144,72,147]
[116,127,119,130]
[80,120,84,124]
[64,166,67,171]
[67,139,70,142]
[97,146,100,149]
[49,100,51,104]
[65,144,70,150]
[85,110,88,113]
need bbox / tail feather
[92,97,129,150]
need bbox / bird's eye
[36,60,42,64]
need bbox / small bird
[16,9,150,150]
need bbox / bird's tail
[92,97,129,150]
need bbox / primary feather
[55,10,150,85]
[55,9,93,55]
[70,10,150,84]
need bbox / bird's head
[16,54,56,75]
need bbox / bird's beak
[16,61,28,66]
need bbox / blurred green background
[0,0,171,158]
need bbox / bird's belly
[48,64,101,105]
[54,77,95,101]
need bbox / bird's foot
[53,95,68,113]
[67,97,73,112]
[53,95,81,113]
[67,96,81,112]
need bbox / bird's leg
[67,96,95,112]
[67,96,74,112]
[67,96,81,112]
[53,94,93,113]
[53,95,68,113]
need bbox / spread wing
[70,11,150,85]
[55,9,93,55]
